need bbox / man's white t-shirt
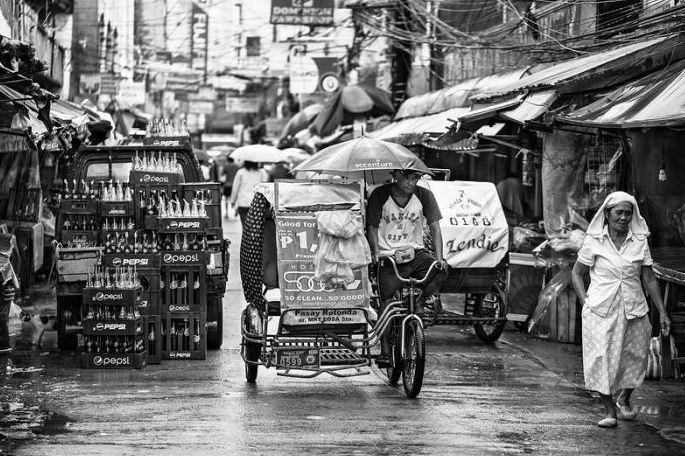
[366,184,442,256]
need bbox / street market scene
[2,0,685,455]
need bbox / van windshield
[86,162,133,183]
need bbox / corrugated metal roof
[369,107,470,144]
[472,34,683,103]
[557,59,685,128]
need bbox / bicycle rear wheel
[402,319,425,398]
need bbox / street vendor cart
[239,178,509,397]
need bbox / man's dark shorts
[377,249,447,302]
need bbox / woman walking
[230,160,268,226]
[571,191,671,428]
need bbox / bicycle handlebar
[381,256,442,286]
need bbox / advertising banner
[423,180,509,268]
[275,213,369,311]
[191,3,208,74]
[270,0,335,26]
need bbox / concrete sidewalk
[500,329,685,443]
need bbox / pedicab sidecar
[418,179,510,343]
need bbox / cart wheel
[473,291,506,343]
[383,326,402,385]
[57,301,78,351]
[244,339,260,383]
[402,319,425,398]
[206,298,223,350]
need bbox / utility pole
[390,0,413,108]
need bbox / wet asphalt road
[3,216,685,455]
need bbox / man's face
[393,170,422,196]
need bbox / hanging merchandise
[659,144,667,182]
[518,148,535,187]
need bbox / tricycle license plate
[276,349,320,368]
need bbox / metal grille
[584,136,623,209]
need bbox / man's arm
[428,220,448,269]
[367,225,379,264]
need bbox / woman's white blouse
[577,226,652,319]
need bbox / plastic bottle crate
[129,170,184,187]
[59,230,100,247]
[80,346,146,369]
[99,200,135,217]
[159,263,206,315]
[137,271,160,316]
[161,312,206,360]
[56,247,102,283]
[180,182,222,229]
[132,183,178,227]
[180,182,221,205]
[144,315,162,364]
[102,253,161,270]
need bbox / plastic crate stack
[129,153,209,360]
[80,267,146,369]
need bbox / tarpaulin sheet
[557,58,685,128]
[422,180,508,268]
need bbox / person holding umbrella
[230,160,269,226]
[366,168,449,366]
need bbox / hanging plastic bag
[528,267,572,334]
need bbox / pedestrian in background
[230,160,268,226]
[571,191,671,428]
[221,156,239,218]
[268,160,290,182]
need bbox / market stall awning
[500,90,557,124]
[472,34,685,103]
[556,59,685,128]
[369,107,470,145]
[394,68,530,120]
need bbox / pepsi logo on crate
[103,254,161,269]
[161,251,205,265]
[82,319,142,335]
[81,352,146,369]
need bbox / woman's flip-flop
[597,417,618,428]
[616,402,638,421]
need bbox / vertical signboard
[270,0,335,26]
[191,2,208,76]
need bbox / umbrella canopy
[311,83,395,137]
[231,144,284,163]
[281,147,311,165]
[291,136,432,184]
[279,103,324,140]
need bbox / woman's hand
[660,316,671,337]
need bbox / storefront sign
[117,80,146,106]
[276,213,368,311]
[423,181,509,268]
[79,74,101,95]
[270,0,335,26]
[189,100,215,115]
[225,95,259,113]
[289,56,319,94]
[191,3,208,74]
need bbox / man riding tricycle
[240,137,509,398]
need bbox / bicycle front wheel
[402,319,425,398]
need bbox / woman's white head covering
[585,191,650,240]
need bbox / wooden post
[557,288,569,343]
